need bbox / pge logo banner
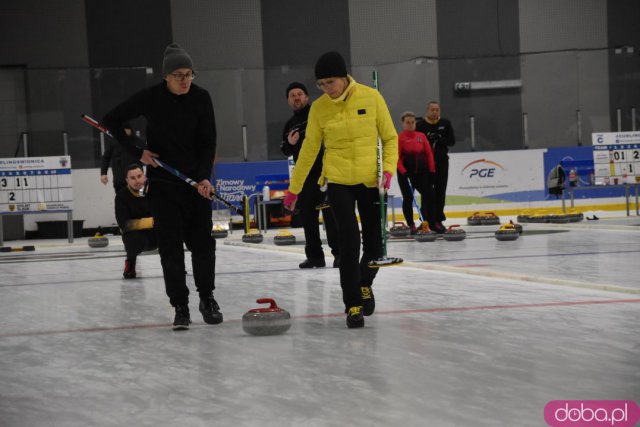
[461,158,505,179]
[449,149,545,198]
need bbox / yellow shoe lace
[361,287,372,300]
[348,306,363,316]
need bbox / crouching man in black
[115,164,157,279]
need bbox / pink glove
[382,171,392,190]
[284,191,298,211]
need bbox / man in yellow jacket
[284,51,398,328]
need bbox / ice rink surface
[1,214,639,426]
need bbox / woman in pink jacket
[397,111,439,233]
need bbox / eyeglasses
[316,78,338,90]
[170,71,196,81]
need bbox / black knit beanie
[162,43,193,76]
[285,82,308,98]
[314,51,348,80]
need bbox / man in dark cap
[281,82,340,269]
[104,43,222,331]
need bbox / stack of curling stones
[273,230,296,246]
[0,245,35,252]
[242,298,292,336]
[211,224,228,239]
[495,223,520,241]
[88,232,109,248]
[442,224,467,241]
[389,222,411,238]
[414,222,438,242]
[467,211,501,226]
[517,210,583,224]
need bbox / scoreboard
[591,132,640,185]
[0,156,73,214]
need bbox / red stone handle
[255,298,279,309]
[248,298,287,313]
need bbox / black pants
[397,171,436,227]
[148,181,215,307]
[327,183,382,309]
[122,229,157,261]
[433,158,449,222]
[298,177,339,261]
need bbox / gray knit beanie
[162,43,193,76]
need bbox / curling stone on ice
[88,232,109,248]
[273,230,296,246]
[480,212,501,225]
[414,223,438,242]
[495,223,520,241]
[242,229,264,244]
[509,220,523,234]
[389,222,411,238]
[467,212,483,226]
[211,224,228,239]
[242,298,292,336]
[442,225,467,241]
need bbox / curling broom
[368,70,403,268]
[81,114,243,215]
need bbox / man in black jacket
[115,164,157,279]
[280,82,339,268]
[415,101,456,234]
[104,43,221,331]
[100,126,140,193]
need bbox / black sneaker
[199,296,223,325]
[346,306,365,328]
[361,286,375,316]
[123,259,136,279]
[173,305,191,331]
[299,258,326,269]
[433,222,447,234]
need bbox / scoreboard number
[0,156,73,214]
[591,132,640,185]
